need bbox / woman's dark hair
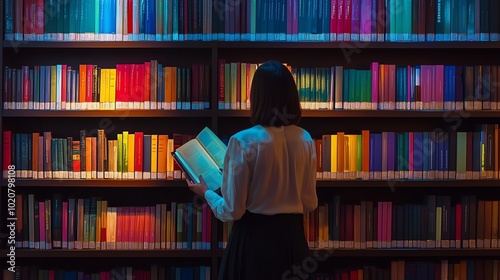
[250,60,301,127]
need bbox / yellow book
[240,63,247,110]
[337,132,345,179]
[128,133,135,179]
[51,65,57,110]
[330,135,337,179]
[151,134,158,179]
[349,135,357,179]
[99,69,106,110]
[157,135,168,179]
[108,69,116,110]
[167,138,174,179]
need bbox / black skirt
[218,211,312,280]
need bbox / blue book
[143,135,151,178]
[388,132,395,177]
[414,132,423,177]
[187,203,193,249]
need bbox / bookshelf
[2,0,500,279]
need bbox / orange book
[85,137,91,179]
[91,137,97,179]
[157,135,168,179]
[164,67,172,109]
[171,67,177,109]
[79,65,86,108]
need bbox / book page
[196,127,227,170]
[175,139,223,191]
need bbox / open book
[172,127,227,192]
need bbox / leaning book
[172,127,227,192]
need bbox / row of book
[4,265,211,280]
[303,195,498,250]
[393,259,500,280]
[7,62,500,112]
[313,126,500,180]
[219,62,500,111]
[7,125,500,180]
[2,130,199,180]
[4,0,500,42]
[14,194,213,250]
[3,63,211,111]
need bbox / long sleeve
[301,140,318,213]
[204,137,250,222]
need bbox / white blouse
[204,124,318,222]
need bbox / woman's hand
[186,175,209,197]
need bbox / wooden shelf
[2,249,211,258]
[4,109,500,118]
[5,248,498,259]
[316,179,500,188]
[2,41,213,49]
[309,248,500,258]
[2,110,212,118]
[214,41,500,49]
[217,110,500,118]
[4,179,499,188]
[5,41,500,50]
[1,179,187,188]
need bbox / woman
[187,60,318,280]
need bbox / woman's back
[229,124,317,215]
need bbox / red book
[34,0,44,37]
[144,62,151,109]
[337,0,344,40]
[128,0,133,34]
[129,64,137,107]
[86,65,93,105]
[23,66,30,107]
[150,206,155,248]
[143,207,150,249]
[23,0,32,38]
[115,64,123,109]
[61,65,67,109]
[135,132,144,179]
[330,0,338,40]
[3,131,11,174]
[122,64,130,108]
[137,64,145,107]
[218,59,225,109]
[344,0,352,40]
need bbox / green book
[122,131,128,179]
